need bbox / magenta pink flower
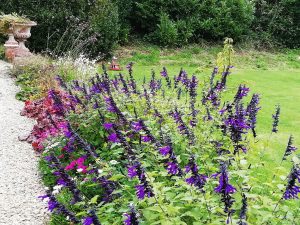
[77,157,85,164]
[65,157,87,173]
[65,161,76,170]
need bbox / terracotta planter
[12,21,37,57]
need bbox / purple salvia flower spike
[124,204,139,225]
[246,94,260,138]
[282,135,297,160]
[234,84,250,103]
[238,193,248,225]
[283,165,300,199]
[272,105,280,133]
[185,155,207,191]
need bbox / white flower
[53,185,63,190]
[77,168,83,173]
[110,160,118,165]
[45,142,60,150]
[52,185,63,195]
[98,169,103,174]
[52,189,59,195]
[42,197,49,203]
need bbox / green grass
[115,43,300,70]
[109,44,300,200]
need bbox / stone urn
[12,21,37,57]
[4,26,19,62]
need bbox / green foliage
[216,38,234,70]
[120,0,298,48]
[148,13,195,47]
[15,72,40,101]
[191,0,254,41]
[38,69,300,224]
[39,157,57,187]
[49,214,69,225]
[12,54,98,101]
[1,0,298,52]
[150,13,178,47]
[130,0,254,46]
[175,20,194,46]
[0,44,5,60]
[0,0,120,58]
[252,0,300,48]
[12,55,55,100]
[113,0,133,44]
[88,0,120,57]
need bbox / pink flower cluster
[65,157,88,173]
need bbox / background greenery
[1,0,299,57]
[0,0,119,58]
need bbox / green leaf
[86,183,98,187]
[75,211,87,217]
[90,195,99,204]
[180,196,194,201]
[146,206,163,212]
[73,201,85,207]
[111,189,123,195]
[143,210,160,221]
[109,174,125,181]
[240,159,247,165]
[277,184,285,190]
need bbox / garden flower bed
[17,42,299,225]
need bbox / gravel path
[0,60,48,225]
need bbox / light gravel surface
[0,60,48,225]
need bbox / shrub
[130,0,254,45]
[88,0,120,57]
[149,13,178,47]
[175,19,194,45]
[1,0,298,50]
[251,0,300,48]
[192,1,254,41]
[149,15,194,47]
[114,0,134,43]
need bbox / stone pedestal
[4,27,19,62]
[12,21,37,57]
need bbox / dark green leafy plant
[149,12,178,47]
[251,0,300,48]
[88,0,120,57]
[130,0,254,45]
